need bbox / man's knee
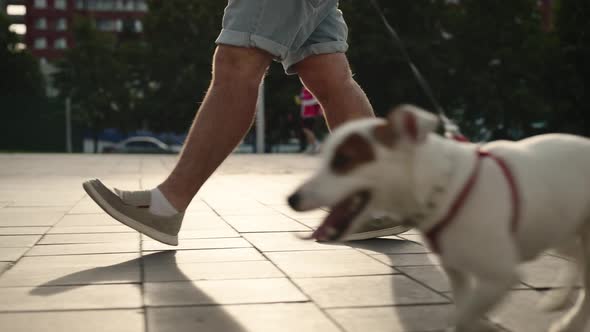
[212,45,272,89]
[296,53,355,100]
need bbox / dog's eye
[332,154,350,170]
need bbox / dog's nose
[287,193,301,209]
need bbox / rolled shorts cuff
[283,40,349,75]
[216,28,289,60]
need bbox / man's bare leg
[294,53,412,240]
[303,128,317,146]
[295,53,375,129]
[159,45,273,211]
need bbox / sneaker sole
[83,180,179,246]
[342,225,411,241]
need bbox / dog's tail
[537,241,581,311]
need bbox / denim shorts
[215,0,349,74]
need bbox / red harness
[424,149,521,253]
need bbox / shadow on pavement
[30,251,247,332]
[346,237,456,332]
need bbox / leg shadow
[30,251,247,332]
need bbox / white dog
[288,105,590,332]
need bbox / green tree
[439,0,555,138]
[0,12,61,152]
[132,0,573,148]
[0,13,44,97]
[111,25,150,134]
[341,0,451,116]
[54,17,126,150]
[341,0,556,140]
[142,0,225,132]
[548,0,590,135]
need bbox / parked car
[103,136,182,154]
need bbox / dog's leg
[549,226,590,332]
[454,275,515,332]
[538,240,581,311]
[445,267,498,332]
[444,265,471,308]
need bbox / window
[54,38,67,49]
[96,0,115,11]
[34,0,47,8]
[9,24,26,35]
[134,20,142,33]
[6,5,27,15]
[56,18,67,30]
[76,0,85,9]
[54,0,67,9]
[125,0,134,11]
[34,37,47,49]
[115,19,123,32]
[96,19,117,31]
[136,0,147,11]
[86,0,96,9]
[35,18,47,30]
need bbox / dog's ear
[386,104,439,143]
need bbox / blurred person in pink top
[296,86,323,154]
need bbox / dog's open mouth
[312,190,371,241]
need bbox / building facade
[23,0,147,60]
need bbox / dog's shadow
[30,251,247,331]
[347,236,509,331]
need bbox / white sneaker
[342,216,411,241]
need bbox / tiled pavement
[0,154,578,332]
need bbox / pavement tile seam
[141,258,268,266]
[239,233,347,331]
[138,245,150,330]
[144,276,287,283]
[0,234,45,265]
[0,226,51,228]
[322,303,454,310]
[259,248,353,253]
[33,241,138,247]
[353,246,431,273]
[0,306,144,314]
[348,237,465,309]
[141,246,252,253]
[199,201,250,237]
[38,237,140,246]
[391,267,455,301]
[143,300,313,309]
[0,281,142,289]
[141,235,241,240]
[8,209,70,265]
[26,249,140,257]
[0,262,14,276]
[273,273,403,280]
[234,230,314,234]
[0,307,147,314]
[257,203,319,231]
[0,235,43,248]
[58,194,87,217]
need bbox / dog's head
[288,105,439,241]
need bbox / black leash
[370,0,466,140]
